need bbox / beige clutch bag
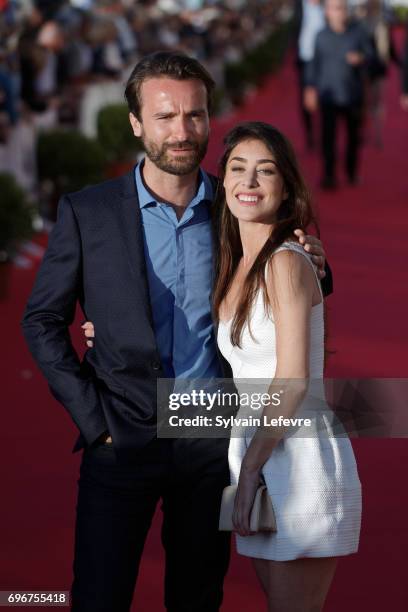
[219,484,277,532]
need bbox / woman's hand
[232,466,262,537]
[81,321,95,347]
[293,229,326,279]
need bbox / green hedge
[0,173,34,253]
[393,6,408,22]
[37,129,106,193]
[97,104,144,162]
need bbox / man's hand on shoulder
[293,229,326,279]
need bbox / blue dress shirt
[135,160,223,379]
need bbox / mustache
[163,140,200,151]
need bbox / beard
[141,135,208,176]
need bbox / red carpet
[1,39,408,610]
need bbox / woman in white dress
[81,120,361,610]
[213,122,362,611]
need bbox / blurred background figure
[352,0,400,147]
[294,0,325,150]
[0,0,22,132]
[304,0,373,189]
[18,1,66,121]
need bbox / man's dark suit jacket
[21,170,333,463]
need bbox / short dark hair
[124,51,216,120]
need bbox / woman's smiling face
[223,138,288,224]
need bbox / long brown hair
[212,122,319,347]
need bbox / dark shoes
[306,135,316,151]
[320,175,361,190]
[320,176,338,191]
[347,174,361,186]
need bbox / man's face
[129,77,210,176]
[325,0,348,30]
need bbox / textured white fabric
[217,241,362,561]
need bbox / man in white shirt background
[294,0,326,150]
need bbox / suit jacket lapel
[117,171,155,328]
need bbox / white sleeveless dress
[217,242,362,561]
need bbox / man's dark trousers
[296,59,315,149]
[320,102,363,183]
[71,436,231,612]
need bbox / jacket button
[152,361,161,371]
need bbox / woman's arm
[232,250,317,535]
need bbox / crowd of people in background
[0,0,407,198]
[0,0,286,128]
[0,0,289,194]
